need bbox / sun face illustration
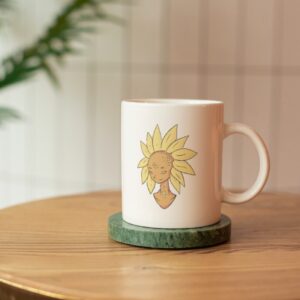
[137,124,197,209]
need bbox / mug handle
[222,123,270,204]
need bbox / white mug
[121,99,270,229]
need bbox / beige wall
[0,0,299,207]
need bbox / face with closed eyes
[148,151,174,184]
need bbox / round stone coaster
[108,212,231,249]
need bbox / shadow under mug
[121,99,270,229]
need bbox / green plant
[0,0,123,125]
[0,0,10,29]
[0,0,10,11]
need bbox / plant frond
[0,0,124,90]
[0,106,21,126]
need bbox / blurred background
[0,0,299,208]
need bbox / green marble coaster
[108,212,231,249]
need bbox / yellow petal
[152,125,162,151]
[138,157,149,168]
[172,148,197,160]
[161,125,177,150]
[173,160,195,175]
[167,136,188,153]
[147,176,155,193]
[141,167,149,183]
[140,142,151,158]
[146,133,154,154]
[171,168,185,187]
[170,175,181,194]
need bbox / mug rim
[122,98,223,106]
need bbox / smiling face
[148,151,174,184]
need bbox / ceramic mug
[121,99,270,229]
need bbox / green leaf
[0,0,125,91]
[0,106,21,126]
[42,62,60,88]
[0,0,12,27]
[0,0,11,10]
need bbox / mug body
[121,99,224,228]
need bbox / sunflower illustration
[137,124,197,209]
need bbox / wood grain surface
[0,191,299,300]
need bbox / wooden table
[0,191,299,300]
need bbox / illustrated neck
[160,181,170,193]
